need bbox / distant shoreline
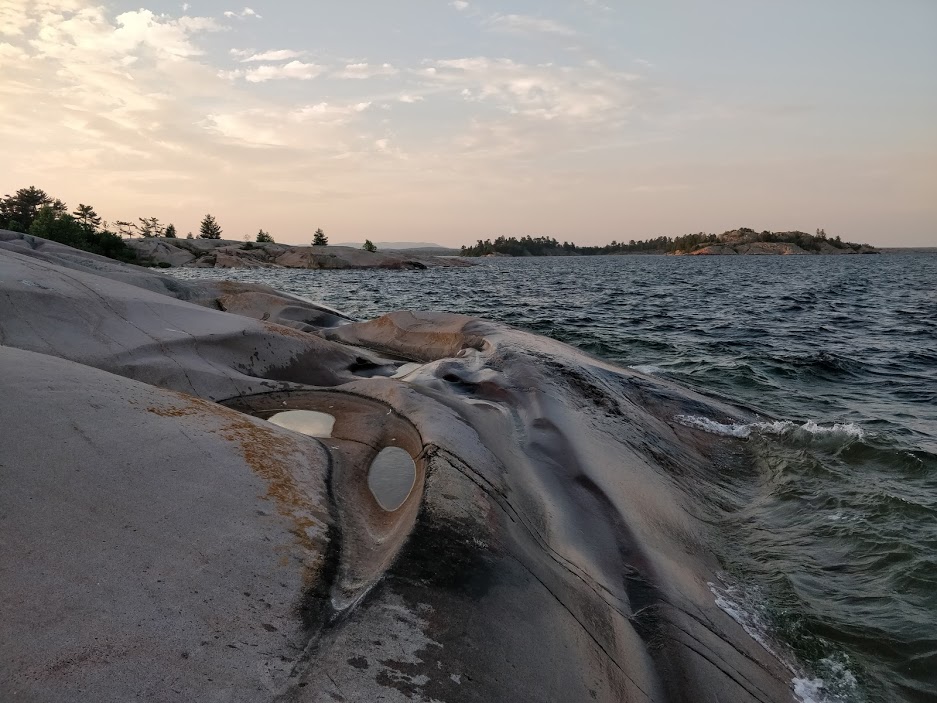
[459,228,878,258]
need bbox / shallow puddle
[267,410,335,437]
[368,447,416,511]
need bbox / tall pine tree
[199,214,222,239]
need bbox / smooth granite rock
[122,237,472,269]
[0,233,798,702]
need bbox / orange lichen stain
[146,405,202,418]
[146,392,329,583]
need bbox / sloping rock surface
[0,232,797,702]
[125,237,471,269]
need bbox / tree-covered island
[460,228,877,257]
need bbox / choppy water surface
[171,254,937,702]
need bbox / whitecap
[628,364,665,375]
[792,677,827,703]
[675,415,865,441]
[709,578,860,703]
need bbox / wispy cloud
[487,14,577,37]
[223,7,260,20]
[420,57,638,124]
[335,62,399,79]
[450,1,470,11]
[238,49,305,62]
[223,60,324,82]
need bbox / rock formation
[0,230,798,701]
[126,237,472,269]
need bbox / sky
[1,1,935,247]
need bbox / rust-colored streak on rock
[147,394,328,581]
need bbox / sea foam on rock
[0,229,799,702]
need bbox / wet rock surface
[0,231,796,701]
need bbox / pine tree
[362,239,377,252]
[199,214,222,239]
[164,223,177,238]
[72,204,102,232]
[0,186,60,232]
[137,217,162,238]
[114,221,136,238]
[256,229,274,243]
[312,228,328,246]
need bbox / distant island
[460,228,878,257]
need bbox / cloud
[26,7,223,61]
[335,62,399,79]
[223,60,324,82]
[0,42,29,65]
[487,14,576,37]
[450,1,469,10]
[421,57,639,124]
[238,49,305,62]
[223,7,260,20]
[203,101,373,147]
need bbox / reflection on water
[267,410,335,437]
[368,447,416,511]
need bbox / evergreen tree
[186,232,194,239]
[138,217,162,238]
[362,239,377,252]
[199,214,222,239]
[256,229,274,243]
[114,221,136,238]
[0,186,62,232]
[312,228,328,246]
[29,207,85,248]
[72,204,102,232]
[164,223,177,238]
[28,205,135,262]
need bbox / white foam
[792,676,827,703]
[629,364,664,375]
[709,579,859,703]
[708,581,781,659]
[675,415,865,441]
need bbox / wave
[709,579,860,703]
[628,364,665,375]
[676,415,866,441]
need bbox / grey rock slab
[0,346,333,702]
[0,245,363,400]
[0,236,800,701]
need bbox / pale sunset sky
[1,0,935,246]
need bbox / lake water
[170,254,937,703]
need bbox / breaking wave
[675,414,866,441]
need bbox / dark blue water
[171,254,937,702]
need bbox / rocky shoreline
[677,241,878,256]
[126,236,473,269]
[1,229,798,702]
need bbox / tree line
[0,185,383,263]
[0,186,136,261]
[460,228,869,257]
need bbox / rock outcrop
[0,229,798,702]
[125,237,472,269]
[676,231,877,256]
